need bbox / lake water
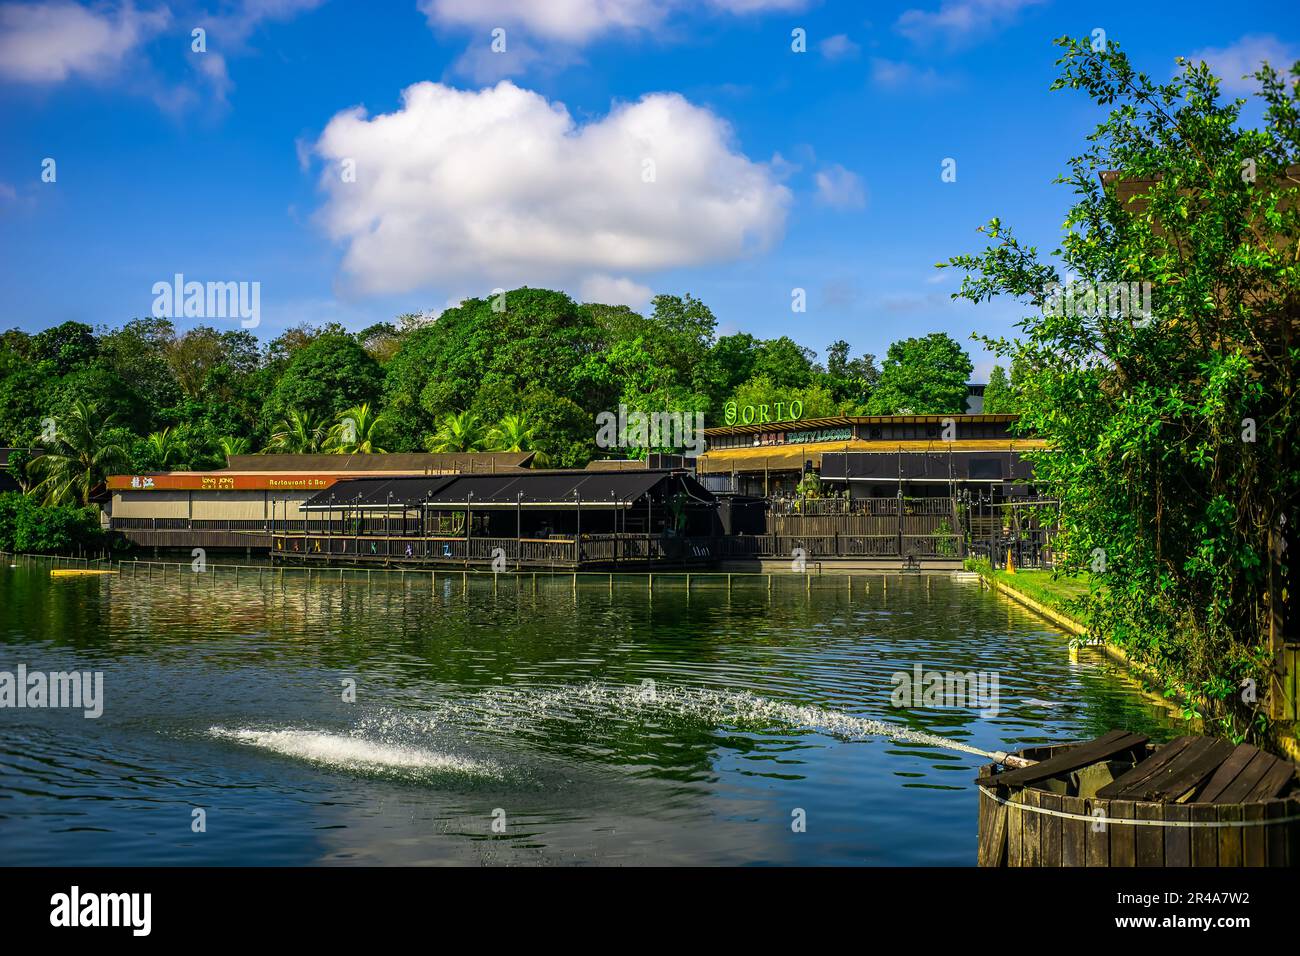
[0,559,1185,866]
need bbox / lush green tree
[0,340,45,444]
[981,364,1015,414]
[356,322,404,365]
[486,413,537,453]
[99,317,182,417]
[263,322,350,370]
[865,332,973,414]
[944,37,1300,742]
[426,410,487,453]
[0,493,105,554]
[31,321,97,375]
[29,399,129,505]
[37,360,150,436]
[383,288,604,449]
[517,389,591,468]
[709,332,761,403]
[822,339,880,407]
[262,333,382,428]
[730,376,845,421]
[264,408,328,454]
[325,403,389,454]
[140,427,191,471]
[750,336,816,389]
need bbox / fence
[964,499,1059,570]
[767,496,964,558]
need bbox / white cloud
[419,0,665,43]
[896,0,1043,47]
[1184,34,1298,95]
[420,0,808,44]
[819,33,860,61]
[0,1,170,84]
[708,0,806,11]
[579,274,654,309]
[0,1,321,108]
[814,164,866,209]
[312,80,791,296]
[869,56,949,91]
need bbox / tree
[750,336,816,389]
[0,340,44,444]
[325,404,389,454]
[730,376,845,420]
[142,427,190,471]
[163,326,239,399]
[516,389,590,468]
[99,317,182,414]
[823,339,880,407]
[709,332,761,401]
[426,410,486,453]
[0,493,104,554]
[31,321,97,375]
[218,435,250,459]
[356,322,403,365]
[262,333,382,428]
[982,364,1015,414]
[487,413,537,453]
[29,399,128,506]
[865,333,973,414]
[264,408,327,454]
[944,37,1300,742]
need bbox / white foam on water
[208,726,503,779]
[399,682,992,760]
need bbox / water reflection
[0,562,1187,865]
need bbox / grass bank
[963,558,1092,631]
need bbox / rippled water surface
[0,559,1185,865]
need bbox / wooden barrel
[978,743,1300,867]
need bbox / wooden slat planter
[978,738,1300,867]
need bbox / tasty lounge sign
[723,400,804,426]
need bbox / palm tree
[264,408,327,454]
[487,412,549,466]
[29,399,128,506]
[325,403,389,454]
[218,435,251,460]
[144,426,190,471]
[486,413,535,452]
[425,410,486,453]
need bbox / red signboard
[107,474,344,492]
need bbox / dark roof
[301,470,711,510]
[223,452,534,472]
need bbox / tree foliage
[944,37,1300,742]
[865,333,973,414]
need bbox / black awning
[300,475,459,509]
[300,470,710,510]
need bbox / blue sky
[1,0,1295,379]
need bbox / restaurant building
[105,452,534,551]
[696,413,1047,499]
